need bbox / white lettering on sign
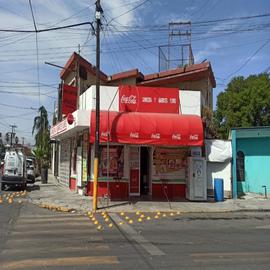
[50,119,67,137]
[170,98,177,104]
[172,134,181,140]
[151,133,160,139]
[190,134,199,141]
[121,95,137,104]
[130,132,139,138]
[142,97,152,103]
[158,97,168,104]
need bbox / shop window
[99,146,124,178]
[237,151,245,182]
[152,147,187,181]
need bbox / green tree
[32,106,50,171]
[214,74,270,139]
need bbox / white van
[1,149,27,190]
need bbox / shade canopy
[90,111,203,146]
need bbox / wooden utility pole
[93,0,103,212]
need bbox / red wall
[69,177,76,191]
[85,182,185,200]
[152,183,186,200]
[86,181,129,200]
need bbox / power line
[29,0,37,32]
[224,38,270,80]
[0,21,94,33]
[0,102,38,111]
[107,0,150,24]
[28,0,40,107]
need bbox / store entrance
[140,147,150,196]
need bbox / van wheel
[1,183,5,190]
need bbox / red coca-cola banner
[90,111,203,146]
[62,84,77,115]
[119,85,179,114]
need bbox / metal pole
[93,0,103,212]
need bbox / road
[1,189,270,269]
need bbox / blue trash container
[214,178,224,202]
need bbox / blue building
[231,127,270,198]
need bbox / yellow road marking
[2,245,110,255]
[191,251,270,258]
[1,256,119,269]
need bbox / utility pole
[93,0,103,212]
[22,137,25,146]
[9,124,17,147]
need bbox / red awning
[90,111,203,146]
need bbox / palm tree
[32,106,50,171]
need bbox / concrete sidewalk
[27,171,270,214]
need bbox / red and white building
[50,52,216,200]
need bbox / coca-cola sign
[120,95,137,104]
[119,85,179,113]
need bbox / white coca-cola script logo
[190,134,199,141]
[172,134,181,140]
[130,132,139,138]
[101,131,110,137]
[151,133,160,139]
[121,95,137,104]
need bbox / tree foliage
[32,106,50,169]
[214,74,270,139]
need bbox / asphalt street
[1,189,270,269]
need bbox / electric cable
[224,38,270,80]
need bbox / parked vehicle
[26,158,36,183]
[1,149,27,190]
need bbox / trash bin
[214,178,224,202]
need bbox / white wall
[80,86,119,111]
[81,86,203,116]
[207,161,232,196]
[79,88,94,110]
[179,90,201,116]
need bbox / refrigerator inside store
[186,157,207,201]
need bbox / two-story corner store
[50,52,216,201]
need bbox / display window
[99,146,124,178]
[152,147,188,180]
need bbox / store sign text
[119,85,180,113]
[50,120,67,137]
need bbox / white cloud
[103,0,146,26]
[194,41,222,62]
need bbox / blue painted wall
[237,138,270,194]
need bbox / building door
[129,146,140,196]
[140,147,150,196]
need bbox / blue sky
[0,0,270,145]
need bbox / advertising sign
[129,147,140,195]
[119,85,179,113]
[62,84,77,115]
[152,147,187,180]
[101,146,124,178]
[130,169,140,194]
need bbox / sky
[0,0,270,145]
